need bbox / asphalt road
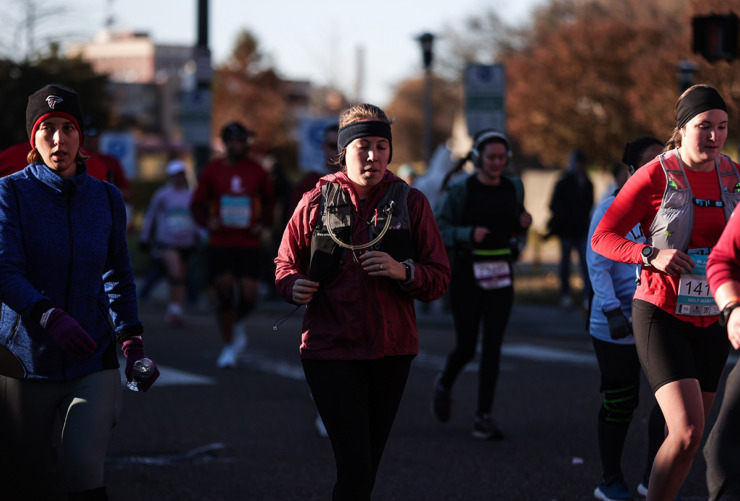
[103,290,731,501]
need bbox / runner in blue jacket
[0,84,159,500]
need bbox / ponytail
[440,152,471,193]
[665,127,682,152]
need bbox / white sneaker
[637,482,648,497]
[165,303,185,326]
[315,414,328,438]
[216,344,237,369]
[232,321,248,354]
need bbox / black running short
[632,299,730,393]
[206,246,261,281]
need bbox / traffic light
[693,13,739,62]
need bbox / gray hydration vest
[309,181,415,283]
[649,149,740,252]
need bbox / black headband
[337,121,392,153]
[676,87,727,129]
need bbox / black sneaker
[432,373,452,423]
[472,413,503,440]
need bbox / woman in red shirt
[592,84,738,500]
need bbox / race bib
[220,195,252,228]
[164,207,193,233]
[473,260,512,290]
[675,254,718,316]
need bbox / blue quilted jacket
[0,163,141,380]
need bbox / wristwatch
[641,246,655,267]
[720,301,740,327]
[403,263,412,282]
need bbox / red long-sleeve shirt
[190,157,274,248]
[707,209,740,294]
[592,157,728,326]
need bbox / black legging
[705,358,740,500]
[302,355,413,501]
[439,258,513,416]
[591,337,665,485]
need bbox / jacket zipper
[7,314,20,342]
[62,190,74,376]
[65,190,73,310]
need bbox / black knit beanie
[26,84,84,147]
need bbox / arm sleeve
[139,189,164,244]
[591,167,660,264]
[435,179,474,249]
[0,179,50,318]
[587,199,620,312]
[107,157,131,201]
[404,188,451,302]
[274,190,320,303]
[102,185,142,334]
[708,210,740,293]
[190,168,212,228]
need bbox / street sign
[100,132,136,179]
[298,116,338,173]
[181,89,212,147]
[465,63,506,136]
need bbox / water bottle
[126,357,154,391]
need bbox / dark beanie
[221,122,253,142]
[26,85,84,147]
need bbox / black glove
[604,307,632,340]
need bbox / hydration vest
[649,149,740,251]
[309,181,415,283]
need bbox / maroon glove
[122,337,160,392]
[42,308,97,358]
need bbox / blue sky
[65,0,545,106]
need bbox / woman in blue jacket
[0,84,159,500]
[586,137,665,501]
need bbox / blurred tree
[438,0,740,168]
[500,0,691,167]
[0,48,108,150]
[211,30,293,153]
[385,75,462,166]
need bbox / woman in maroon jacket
[275,103,449,500]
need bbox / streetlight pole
[192,0,212,175]
[417,32,435,168]
[676,60,698,93]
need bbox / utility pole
[25,1,35,62]
[354,45,365,104]
[417,33,435,168]
[187,0,212,175]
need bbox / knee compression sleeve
[599,383,639,424]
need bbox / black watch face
[642,247,652,257]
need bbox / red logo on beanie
[45,95,63,109]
